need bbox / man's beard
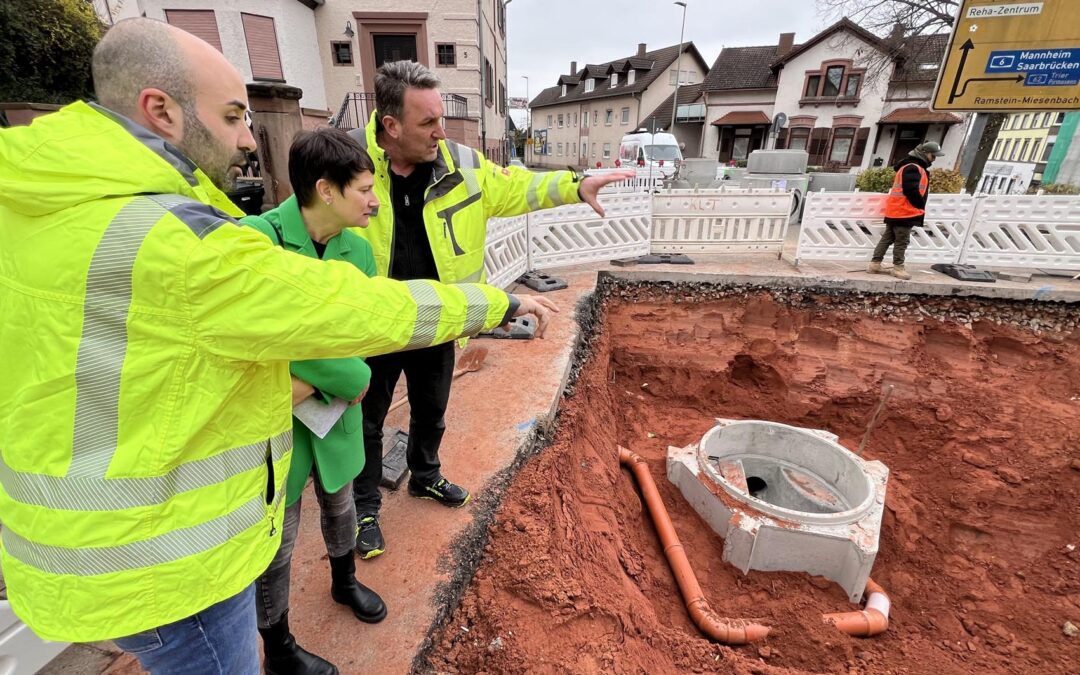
[177,106,246,191]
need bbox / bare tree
[815,0,958,82]
[817,0,958,33]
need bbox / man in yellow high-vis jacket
[0,19,556,675]
[347,61,634,560]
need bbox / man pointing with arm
[348,60,634,559]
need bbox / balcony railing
[799,95,860,107]
[331,92,471,130]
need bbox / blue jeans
[112,584,259,675]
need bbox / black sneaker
[407,476,471,508]
[355,515,385,560]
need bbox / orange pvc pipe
[618,446,771,644]
[822,579,891,637]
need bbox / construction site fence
[483,188,794,286]
[796,191,1080,272]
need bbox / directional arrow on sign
[948,39,1026,104]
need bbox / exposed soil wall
[428,282,1080,674]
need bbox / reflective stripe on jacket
[348,111,583,284]
[0,102,512,642]
[885,163,929,220]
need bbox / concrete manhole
[668,419,889,602]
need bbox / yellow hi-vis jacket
[348,112,583,284]
[0,102,515,642]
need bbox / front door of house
[373,34,418,66]
[890,124,927,165]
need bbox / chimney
[570,61,578,76]
[637,43,647,57]
[777,32,795,57]
[889,23,905,42]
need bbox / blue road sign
[986,48,1080,86]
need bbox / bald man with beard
[0,18,557,675]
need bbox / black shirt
[388,162,439,281]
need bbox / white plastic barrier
[0,599,68,675]
[796,191,975,264]
[651,188,793,254]
[483,214,529,289]
[584,167,666,193]
[527,192,652,269]
[959,195,1080,271]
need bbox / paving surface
[40,249,1079,675]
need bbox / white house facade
[699,19,970,170]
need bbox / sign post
[932,0,1080,111]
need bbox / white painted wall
[773,34,888,137]
[140,0,328,110]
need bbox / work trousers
[354,342,455,516]
[255,467,356,629]
[113,585,258,675]
[871,223,914,265]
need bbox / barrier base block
[517,272,568,292]
[931,263,997,283]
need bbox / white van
[618,129,683,178]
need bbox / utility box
[747,149,809,175]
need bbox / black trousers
[353,342,455,516]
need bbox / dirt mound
[429,289,1080,674]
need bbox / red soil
[431,291,1080,674]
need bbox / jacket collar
[88,103,243,217]
[275,195,351,258]
[364,110,456,186]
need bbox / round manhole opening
[699,420,876,525]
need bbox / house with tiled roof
[701,18,969,170]
[527,42,710,169]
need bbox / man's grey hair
[375,60,440,121]
[92,18,195,118]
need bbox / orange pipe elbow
[618,446,771,645]
[823,579,891,637]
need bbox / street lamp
[670,1,688,133]
[522,75,530,165]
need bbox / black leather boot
[259,610,339,675]
[329,553,388,623]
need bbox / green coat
[241,196,375,505]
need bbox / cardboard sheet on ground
[293,396,348,439]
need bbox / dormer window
[561,84,567,97]
[628,70,636,85]
[610,73,619,88]
[585,78,595,92]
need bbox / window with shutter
[808,128,830,165]
[849,128,871,167]
[164,10,222,51]
[241,13,284,81]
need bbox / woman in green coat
[241,128,385,675]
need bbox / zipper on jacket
[265,440,276,536]
[384,155,399,276]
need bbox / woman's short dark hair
[288,127,374,207]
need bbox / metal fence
[331,93,470,130]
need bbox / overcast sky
[505,0,825,123]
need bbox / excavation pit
[430,280,1080,674]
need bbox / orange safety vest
[884,164,928,220]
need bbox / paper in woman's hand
[292,396,348,439]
